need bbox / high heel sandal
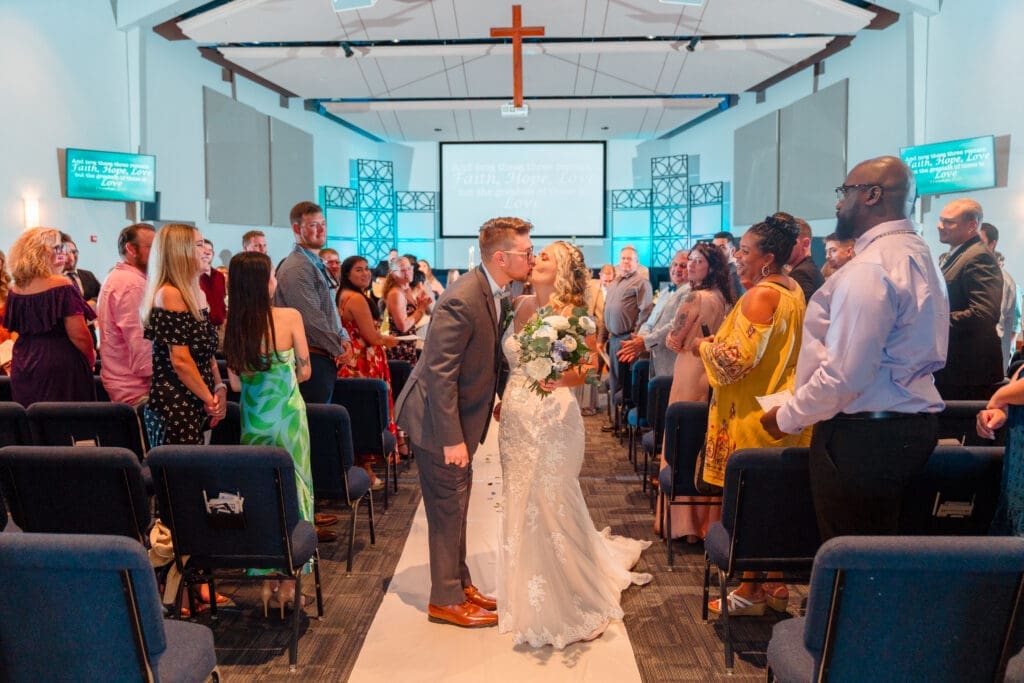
[707,590,767,617]
[765,584,789,612]
[277,581,306,613]
[261,581,284,619]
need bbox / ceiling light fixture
[659,0,704,5]
[686,36,700,52]
[341,42,355,58]
[331,0,376,11]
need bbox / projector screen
[440,142,606,237]
[900,135,996,196]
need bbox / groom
[395,217,534,627]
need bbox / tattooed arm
[665,291,701,352]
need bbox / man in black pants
[761,156,949,540]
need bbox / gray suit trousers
[413,439,474,605]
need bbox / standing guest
[242,230,267,254]
[933,199,1003,399]
[384,256,431,365]
[197,239,227,330]
[979,223,1021,371]
[594,263,615,369]
[978,365,1024,536]
[601,246,653,432]
[337,255,399,489]
[223,252,315,609]
[786,219,825,304]
[0,250,15,373]
[141,224,226,446]
[616,249,690,378]
[713,231,744,301]
[274,201,352,404]
[701,213,811,616]
[97,223,156,406]
[419,259,445,300]
[654,241,732,541]
[61,233,101,346]
[763,156,948,544]
[395,216,534,629]
[320,248,342,290]
[823,232,855,276]
[4,227,95,404]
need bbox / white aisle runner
[349,421,643,683]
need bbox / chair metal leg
[367,492,376,546]
[666,497,675,567]
[312,554,324,618]
[347,499,358,573]
[720,568,733,674]
[702,556,711,622]
[208,577,218,619]
[289,572,302,671]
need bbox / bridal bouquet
[512,305,598,396]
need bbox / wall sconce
[23,197,39,228]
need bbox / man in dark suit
[787,218,825,304]
[395,217,534,628]
[933,198,1003,399]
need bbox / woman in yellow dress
[698,212,812,616]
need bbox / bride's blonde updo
[547,240,589,312]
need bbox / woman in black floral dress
[141,224,227,446]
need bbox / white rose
[561,336,577,352]
[552,360,570,372]
[542,315,571,331]
[533,325,557,342]
[578,316,596,334]
[506,336,522,357]
[524,358,553,381]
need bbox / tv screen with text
[65,148,156,203]
[900,136,995,196]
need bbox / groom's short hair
[479,217,533,260]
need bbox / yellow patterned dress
[698,281,811,488]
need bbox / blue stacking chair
[0,533,218,682]
[625,359,651,470]
[658,401,720,566]
[307,403,376,572]
[0,402,30,448]
[0,446,151,544]
[386,360,413,406]
[703,447,822,674]
[641,375,674,498]
[332,378,396,509]
[614,358,633,442]
[898,445,1003,535]
[938,399,1006,446]
[208,401,241,445]
[767,536,1024,683]
[27,401,147,462]
[148,445,322,671]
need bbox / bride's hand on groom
[443,443,470,468]
[492,402,502,421]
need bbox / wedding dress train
[496,327,651,650]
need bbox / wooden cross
[490,5,545,108]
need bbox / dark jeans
[809,413,937,541]
[299,353,336,404]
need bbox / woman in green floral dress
[224,252,313,615]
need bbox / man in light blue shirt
[762,156,949,540]
[616,249,690,377]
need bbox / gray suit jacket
[394,266,502,456]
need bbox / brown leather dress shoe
[427,601,498,628]
[463,585,497,611]
[316,527,338,543]
[314,513,339,527]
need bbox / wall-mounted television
[900,135,995,196]
[65,148,156,203]
[440,142,606,237]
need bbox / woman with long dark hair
[224,251,313,614]
[336,255,399,487]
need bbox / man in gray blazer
[395,217,534,628]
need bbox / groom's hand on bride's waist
[444,443,470,468]
[492,402,502,422]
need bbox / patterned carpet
[200,412,799,681]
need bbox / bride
[496,240,652,650]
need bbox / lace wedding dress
[496,320,652,650]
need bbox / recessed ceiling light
[392,38,400,43]
[332,0,376,11]
[601,126,609,130]
[646,35,656,40]
[516,126,525,131]
[433,128,442,132]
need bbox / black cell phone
[701,324,711,337]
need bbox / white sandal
[707,590,767,616]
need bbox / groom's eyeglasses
[502,249,535,259]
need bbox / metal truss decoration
[610,189,651,210]
[357,159,397,266]
[322,185,357,209]
[396,191,437,212]
[608,155,724,268]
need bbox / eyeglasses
[834,183,879,199]
[502,249,534,259]
[301,221,326,230]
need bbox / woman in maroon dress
[4,227,95,405]
[337,255,400,488]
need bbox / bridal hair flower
[514,305,597,396]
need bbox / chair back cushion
[938,400,1005,446]
[0,533,167,680]
[307,403,356,502]
[803,535,1024,682]
[663,401,709,496]
[899,445,1002,535]
[27,402,146,460]
[646,376,674,444]
[0,402,29,447]
[148,445,308,570]
[209,401,241,445]
[630,360,650,417]
[332,378,389,455]
[721,448,821,571]
[0,446,150,542]
[387,360,413,401]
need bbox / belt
[834,411,927,421]
[308,346,332,358]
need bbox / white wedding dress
[496,319,652,650]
